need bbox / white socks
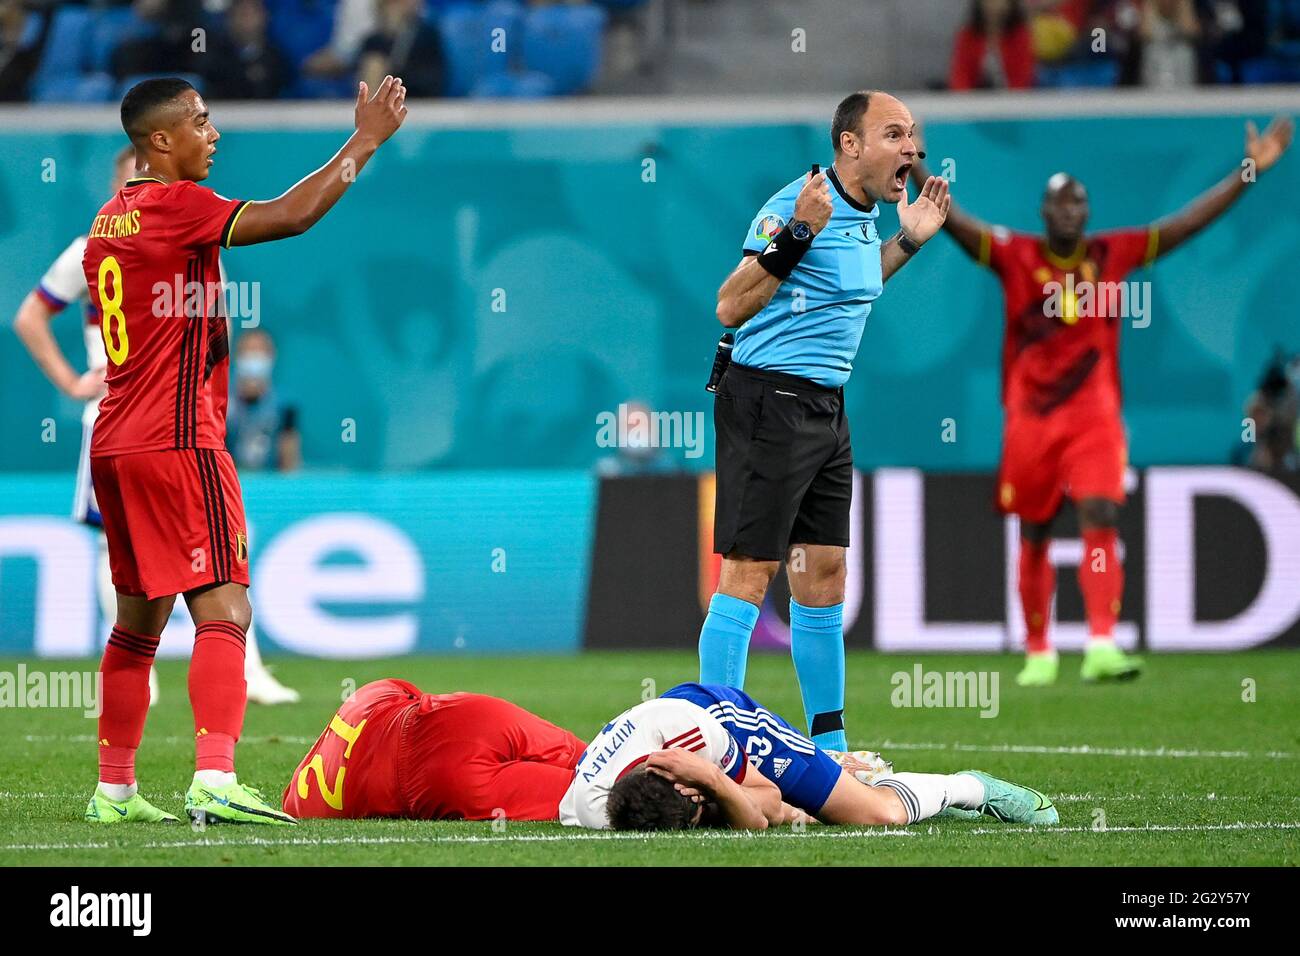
[193,769,236,789]
[872,772,987,823]
[97,781,137,802]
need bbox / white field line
[877,740,1296,760]
[18,735,1296,759]
[4,790,1291,803]
[3,821,1298,853]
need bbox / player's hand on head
[794,171,834,235]
[898,174,951,246]
[645,748,717,790]
[1246,116,1294,174]
[354,75,408,146]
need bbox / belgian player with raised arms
[910,116,1293,687]
[82,75,407,827]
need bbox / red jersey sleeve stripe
[663,727,702,748]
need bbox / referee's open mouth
[893,162,912,192]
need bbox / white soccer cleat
[826,749,894,785]
[245,665,300,706]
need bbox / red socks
[1079,527,1124,639]
[189,620,248,773]
[98,625,160,785]
[1017,539,1056,654]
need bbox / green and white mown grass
[1,651,1297,866]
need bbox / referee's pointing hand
[794,171,833,235]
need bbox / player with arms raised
[911,116,1292,686]
[82,75,407,827]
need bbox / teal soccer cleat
[958,770,1059,825]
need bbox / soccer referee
[701,91,951,751]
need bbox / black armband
[755,220,814,280]
[894,230,923,256]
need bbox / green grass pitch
[2,650,1297,866]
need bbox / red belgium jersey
[981,226,1157,419]
[82,177,249,457]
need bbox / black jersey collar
[827,165,877,214]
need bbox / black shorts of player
[712,363,852,561]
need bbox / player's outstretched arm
[226,76,408,247]
[12,293,105,400]
[1151,116,1293,259]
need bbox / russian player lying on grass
[283,678,1056,831]
[563,683,1058,831]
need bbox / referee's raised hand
[794,170,833,235]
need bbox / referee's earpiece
[917,151,927,160]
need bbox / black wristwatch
[895,230,922,255]
[787,220,814,242]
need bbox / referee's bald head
[831,90,884,154]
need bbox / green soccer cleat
[958,770,1059,825]
[1015,651,1059,687]
[1080,641,1143,683]
[185,779,298,827]
[936,807,984,820]
[85,787,180,825]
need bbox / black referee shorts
[712,363,852,561]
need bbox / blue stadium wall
[2,102,1299,472]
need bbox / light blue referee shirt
[735,165,883,388]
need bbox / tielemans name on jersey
[89,210,142,240]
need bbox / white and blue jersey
[736,165,883,388]
[661,683,843,813]
[35,236,104,527]
[559,696,748,829]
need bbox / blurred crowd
[1235,350,1300,475]
[0,0,619,102]
[948,0,1300,90]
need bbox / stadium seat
[30,6,96,89]
[116,73,205,101]
[439,1,526,97]
[521,5,607,95]
[30,73,115,104]
[470,70,557,98]
[264,0,338,69]
[1035,59,1119,88]
[88,7,159,73]
[289,76,357,100]
[1240,56,1300,83]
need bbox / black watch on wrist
[895,230,922,255]
[787,220,813,242]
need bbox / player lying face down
[562,684,1058,831]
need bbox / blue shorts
[661,683,843,814]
